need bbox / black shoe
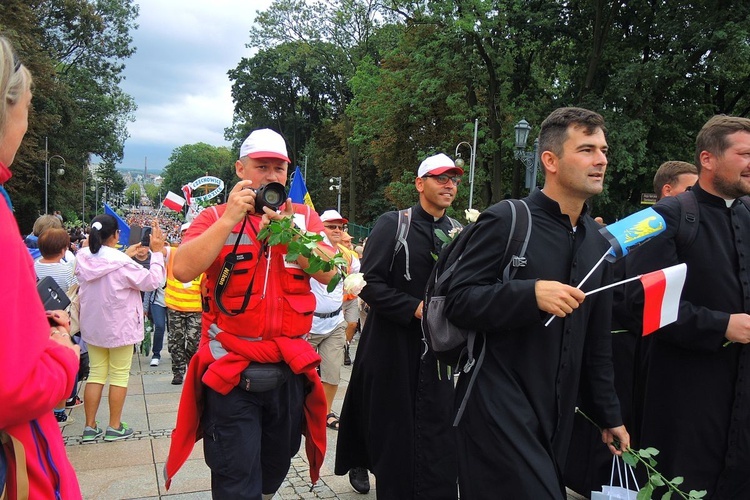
[344,344,352,366]
[171,373,183,385]
[349,467,370,494]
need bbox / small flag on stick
[641,263,687,336]
[162,191,186,213]
[599,207,666,262]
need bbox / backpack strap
[390,208,413,281]
[454,199,532,426]
[675,190,699,251]
[1,429,29,500]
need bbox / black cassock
[625,183,750,499]
[445,190,622,500]
[335,204,458,500]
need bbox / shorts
[307,321,346,385]
[343,298,359,324]
[86,344,134,387]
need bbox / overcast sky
[116,0,273,173]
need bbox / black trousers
[201,373,305,499]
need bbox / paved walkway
[61,340,374,499]
[61,341,586,499]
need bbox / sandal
[326,412,340,431]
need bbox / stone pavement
[61,340,375,499]
[60,340,585,499]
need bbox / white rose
[448,227,462,239]
[465,208,480,223]
[343,272,367,296]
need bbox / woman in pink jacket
[76,214,165,442]
[0,35,82,499]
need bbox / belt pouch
[238,362,291,392]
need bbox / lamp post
[454,119,479,210]
[513,119,540,191]
[329,176,342,213]
[44,137,66,214]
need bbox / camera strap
[215,216,261,316]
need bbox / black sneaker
[171,373,183,385]
[349,467,370,494]
[344,344,352,366]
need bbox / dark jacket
[445,189,622,499]
[335,203,458,500]
[626,183,750,499]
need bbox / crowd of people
[4,28,750,500]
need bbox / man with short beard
[626,115,750,498]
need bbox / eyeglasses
[423,174,462,186]
[324,224,347,231]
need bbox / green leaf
[650,474,665,486]
[326,272,343,293]
[637,483,654,500]
[286,250,300,262]
[661,491,672,500]
[435,228,451,243]
[644,447,660,457]
[670,477,683,486]
[622,451,638,467]
[688,490,707,499]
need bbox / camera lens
[254,182,287,212]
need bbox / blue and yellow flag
[104,203,130,249]
[288,166,315,209]
[599,207,666,262]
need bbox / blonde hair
[0,35,32,137]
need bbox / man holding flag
[625,115,750,498]
[444,107,629,499]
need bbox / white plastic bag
[590,455,639,500]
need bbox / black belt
[314,306,342,319]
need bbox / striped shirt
[34,260,77,290]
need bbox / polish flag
[181,184,192,207]
[162,191,186,212]
[641,263,687,336]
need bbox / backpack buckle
[462,357,476,373]
[510,255,527,268]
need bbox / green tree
[161,143,235,202]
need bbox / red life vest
[200,205,317,340]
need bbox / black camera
[140,226,152,246]
[254,182,287,213]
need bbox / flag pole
[544,247,611,327]
[155,204,164,219]
[583,275,641,297]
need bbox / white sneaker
[150,358,159,367]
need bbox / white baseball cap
[239,129,291,163]
[320,209,348,224]
[417,153,464,177]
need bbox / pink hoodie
[75,246,165,348]
[0,162,82,499]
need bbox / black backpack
[421,199,532,425]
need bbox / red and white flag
[181,184,192,207]
[641,263,687,336]
[162,191,186,212]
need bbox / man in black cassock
[335,153,462,499]
[444,107,630,499]
[624,115,750,498]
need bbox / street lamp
[44,137,66,214]
[454,119,479,209]
[329,176,342,213]
[513,119,540,191]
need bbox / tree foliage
[1,0,138,233]
[160,143,235,203]
[227,0,750,226]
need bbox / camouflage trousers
[167,310,201,376]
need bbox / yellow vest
[164,248,203,312]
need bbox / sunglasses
[423,174,462,186]
[324,224,347,231]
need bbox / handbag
[66,283,80,335]
[590,455,640,500]
[36,276,71,312]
